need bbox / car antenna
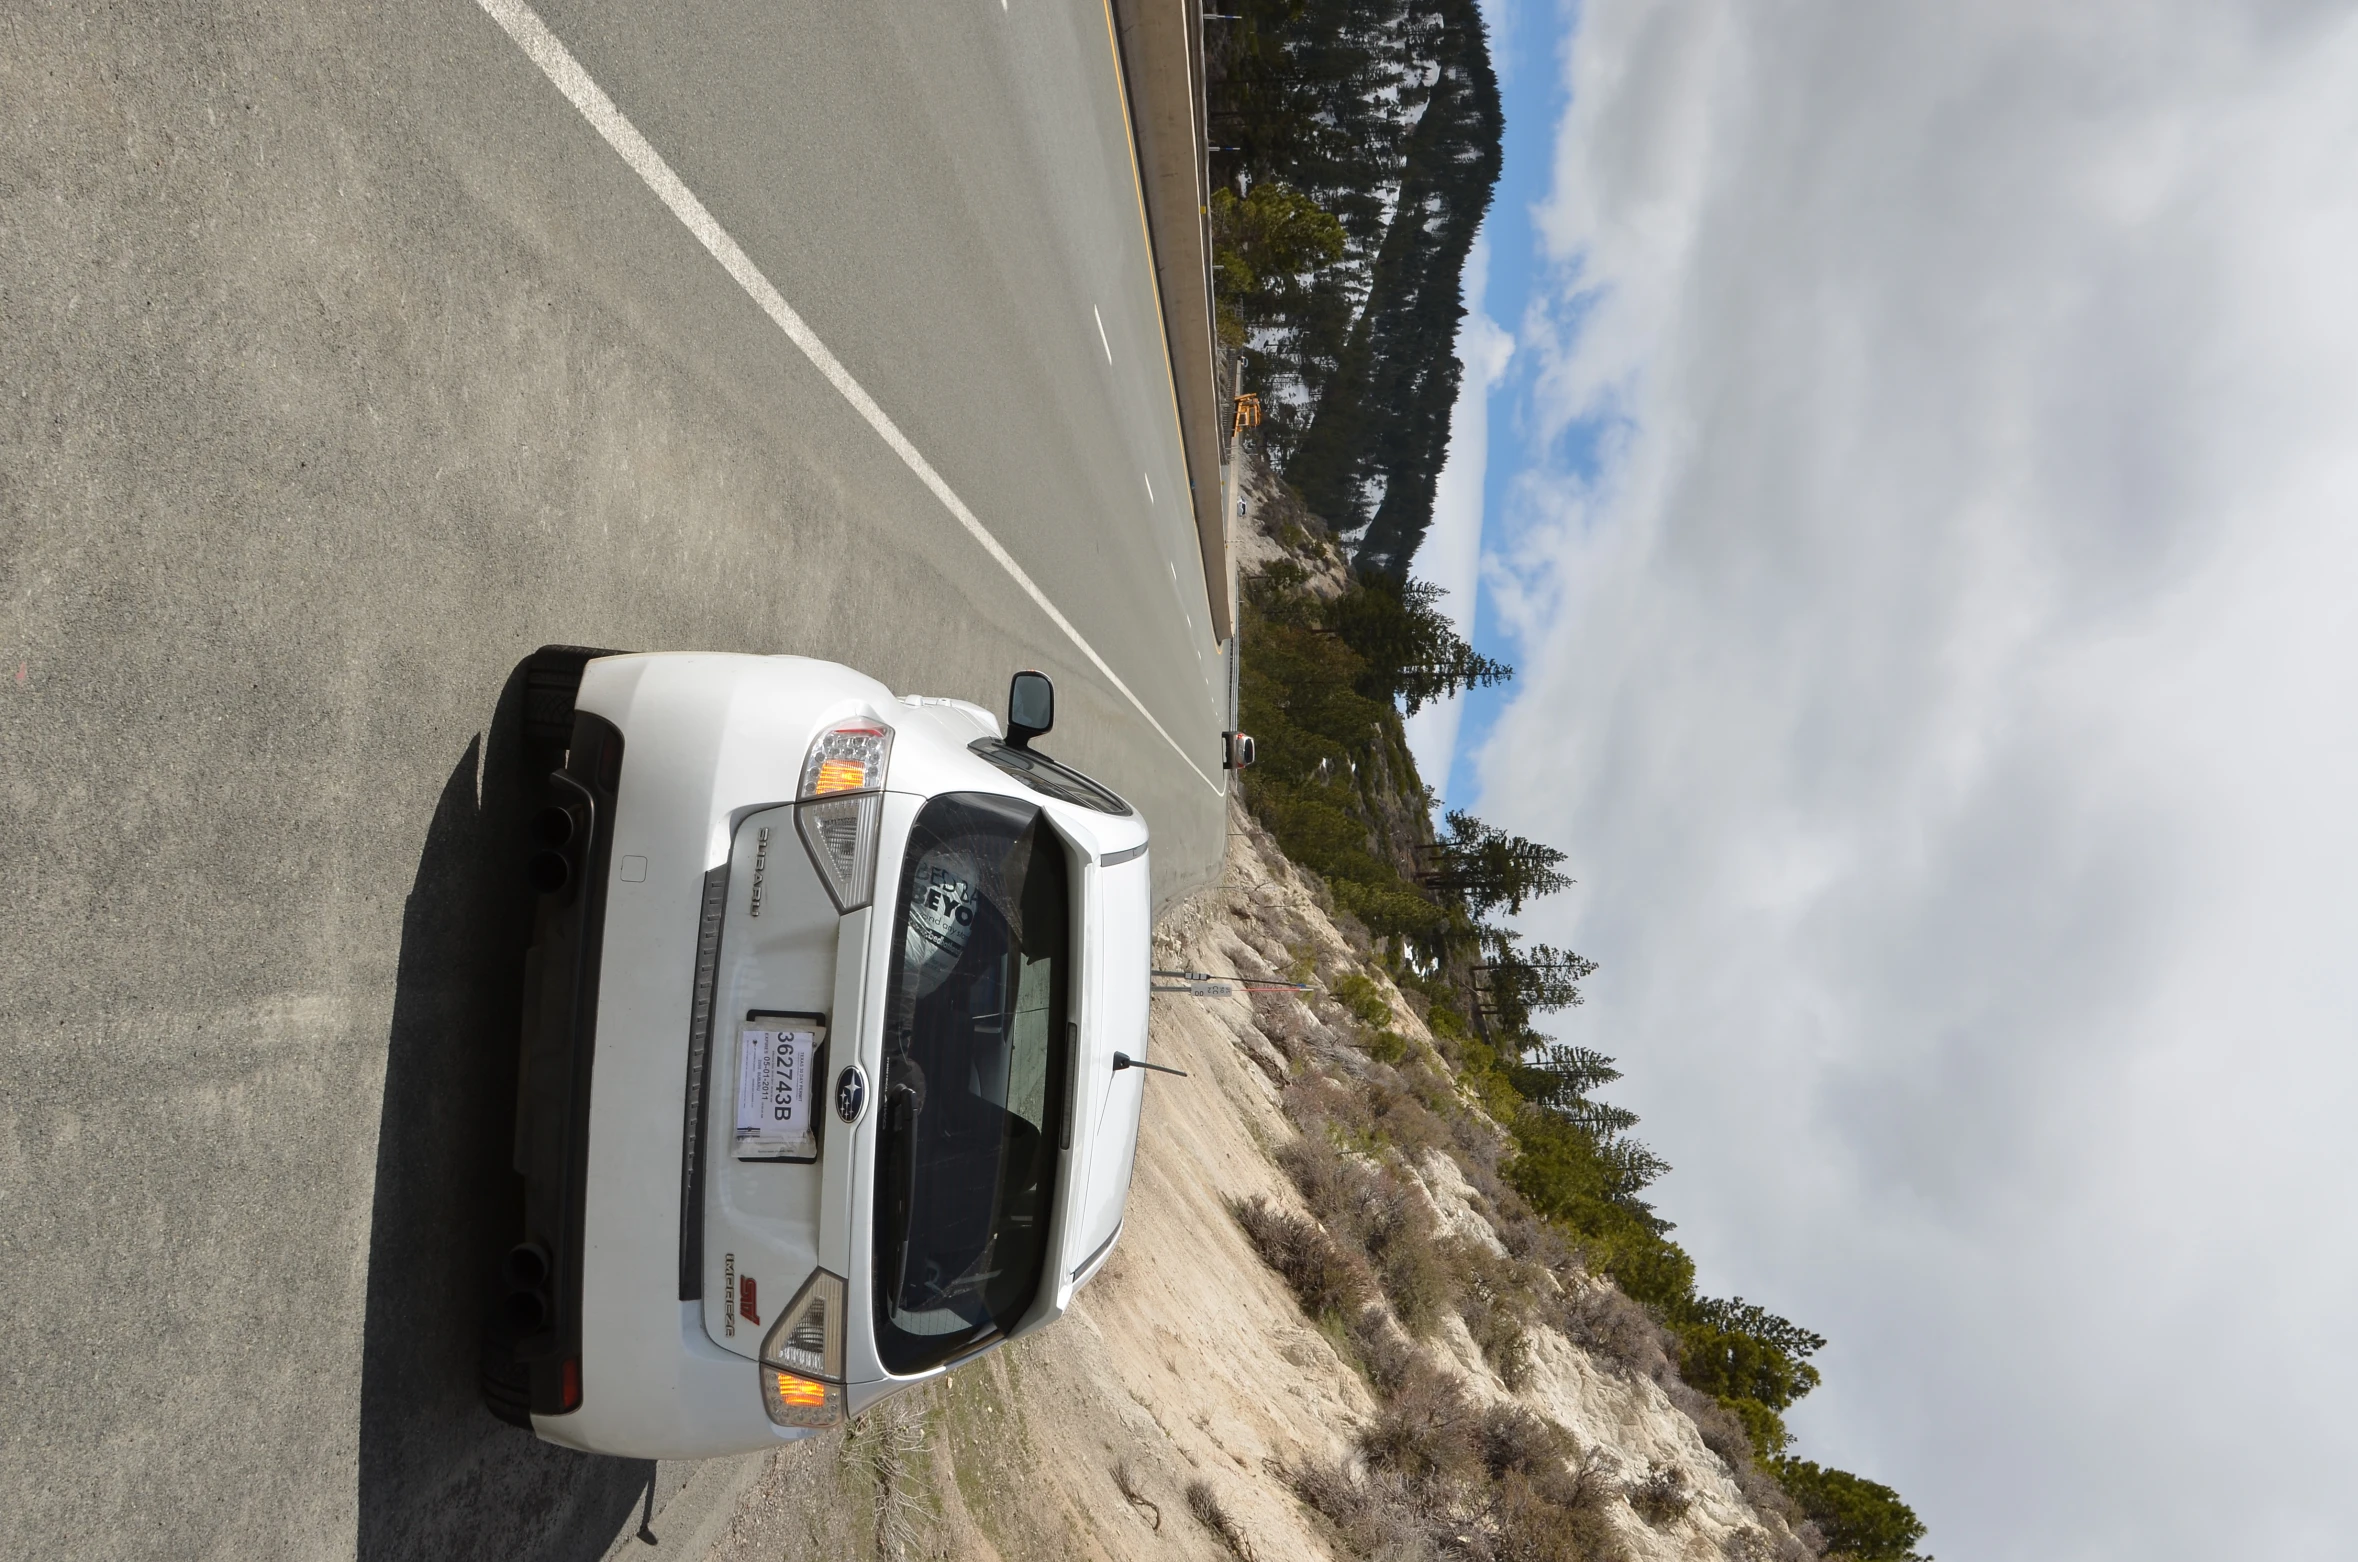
[1112,1052,1188,1078]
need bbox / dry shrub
[1720,1529,1811,1562]
[1273,1133,1372,1248]
[1676,1414,1810,1542]
[1474,1404,1559,1479]
[1372,1218,1452,1336]
[1348,1306,1423,1399]
[1303,1152,1452,1337]
[1493,1209,1560,1264]
[1232,1196,1371,1319]
[1244,958,1799,1562]
[1469,1404,1555,1481]
[846,1390,930,1561]
[1284,1458,1442,1562]
[1220,933,1275,976]
[1276,1102,1475,1342]
[1232,1027,1292,1088]
[1449,1240,1540,1388]
[1666,1380,1756,1472]
[1276,1129,1387,1238]
[1479,1410,1617,1519]
[1450,1109,1513,1181]
[1251,989,1314,1059]
[1274,1123,1350,1208]
[1297,1384,1627,1562]
[1466,1166,1564,1266]
[1459,1149,1514,1206]
[1245,932,1295,971]
[1733,1462,1809,1535]
[1328,903,1375,954]
[1556,1282,1671,1379]
[1359,1365,1482,1496]
[1402,1060,1466,1124]
[1651,1383,1817,1546]
[1657,1375,1804,1529]
[1627,1460,1694,1526]
[1186,1478,1258,1561]
[1283,1454,1361,1527]
[1491,1468,1627,1562]
[1469,1297,1531,1387]
[1287,1069,1375,1136]
[1363,1075,1450,1156]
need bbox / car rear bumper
[481,701,622,1427]
[505,653,880,1457]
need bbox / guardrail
[1105,0,1232,643]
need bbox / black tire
[521,645,629,747]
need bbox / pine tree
[1210,182,1347,346]
[1425,810,1570,916]
[1769,1461,1930,1562]
[1324,576,1511,714]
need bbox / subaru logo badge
[834,1064,868,1124]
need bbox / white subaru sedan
[480,648,1155,1458]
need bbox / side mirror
[1222,731,1256,770]
[1006,671,1054,749]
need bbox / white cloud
[1476,4,2358,1558]
[1404,235,1515,800]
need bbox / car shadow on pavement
[357,664,651,1561]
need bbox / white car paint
[524,653,1150,1458]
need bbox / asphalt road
[0,0,1229,1555]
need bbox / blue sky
[1406,5,2358,1559]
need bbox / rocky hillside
[696,805,1821,1562]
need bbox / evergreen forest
[1207,0,1501,577]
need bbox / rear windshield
[873,792,1072,1374]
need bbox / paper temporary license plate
[735,1020,822,1161]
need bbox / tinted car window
[967,737,1133,816]
[872,792,1071,1374]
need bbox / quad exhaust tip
[502,1243,553,1337]
[526,850,571,894]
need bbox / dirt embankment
[700,806,1805,1562]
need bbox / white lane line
[474,0,1220,796]
[1143,472,1154,503]
[1093,304,1113,364]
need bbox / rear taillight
[759,1270,847,1428]
[761,1368,840,1427]
[797,794,882,912]
[796,719,890,912]
[800,719,893,797]
[762,1269,845,1379]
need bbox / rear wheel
[521,645,627,748]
